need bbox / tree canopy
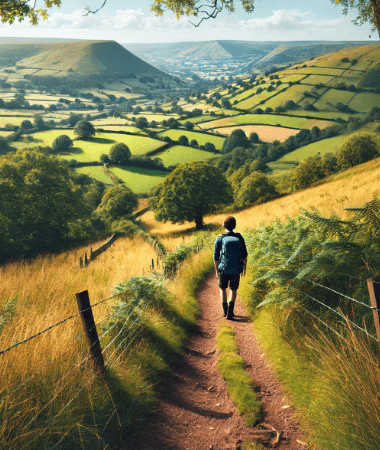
[109,142,132,164]
[4,0,378,35]
[149,161,233,229]
[96,185,138,223]
[0,149,93,261]
[74,120,95,139]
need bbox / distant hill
[14,40,165,77]
[123,40,372,78]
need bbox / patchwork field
[110,166,167,193]
[156,145,216,167]
[214,125,299,142]
[157,129,225,149]
[75,166,113,185]
[19,129,163,160]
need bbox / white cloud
[0,7,375,42]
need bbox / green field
[349,92,380,113]
[278,135,350,162]
[110,166,167,193]
[313,89,356,111]
[158,129,225,149]
[263,84,316,110]
[21,130,163,161]
[75,166,113,185]
[301,74,335,85]
[156,145,216,167]
[236,85,287,110]
[199,113,320,130]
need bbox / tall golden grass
[141,157,380,236]
[0,235,159,448]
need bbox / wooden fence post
[75,290,105,372]
[79,257,83,269]
[367,279,380,341]
[152,258,154,270]
[84,252,88,267]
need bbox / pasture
[157,129,225,149]
[110,166,167,193]
[156,145,216,167]
[19,129,163,161]
[75,166,113,185]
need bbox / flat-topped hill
[11,40,165,77]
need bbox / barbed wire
[303,278,380,313]
[0,292,122,357]
[296,288,378,342]
[0,302,126,406]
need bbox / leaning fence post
[75,290,105,372]
[367,279,380,341]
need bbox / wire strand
[0,293,122,357]
[296,288,378,341]
[303,278,380,312]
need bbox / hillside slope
[15,40,166,77]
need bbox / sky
[0,0,378,44]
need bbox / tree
[149,161,233,230]
[235,172,277,208]
[291,156,324,190]
[178,135,189,145]
[96,185,138,223]
[135,116,148,129]
[184,121,194,130]
[20,119,33,130]
[52,134,73,153]
[249,132,259,143]
[109,142,131,164]
[33,114,46,130]
[74,120,95,139]
[337,134,378,169]
[0,149,90,261]
[222,129,250,154]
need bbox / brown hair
[223,216,236,231]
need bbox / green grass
[313,88,356,111]
[75,166,113,185]
[349,92,380,113]
[236,85,287,111]
[278,134,350,162]
[156,145,217,167]
[110,166,167,193]
[263,84,315,110]
[301,74,335,85]
[22,130,163,161]
[158,129,225,149]
[216,323,262,427]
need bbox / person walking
[213,216,248,320]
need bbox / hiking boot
[223,303,228,317]
[227,302,235,320]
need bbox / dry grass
[141,157,380,235]
[0,235,158,399]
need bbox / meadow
[16,129,164,161]
[156,145,217,167]
[157,129,225,149]
[109,166,167,193]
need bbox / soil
[121,274,308,450]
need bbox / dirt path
[123,274,307,449]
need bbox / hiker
[213,216,248,320]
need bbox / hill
[124,40,371,79]
[14,40,165,77]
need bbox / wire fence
[290,271,380,344]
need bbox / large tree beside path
[149,161,233,230]
[1,0,379,36]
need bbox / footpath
[123,273,307,449]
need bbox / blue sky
[0,0,377,43]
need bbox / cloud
[239,9,344,33]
